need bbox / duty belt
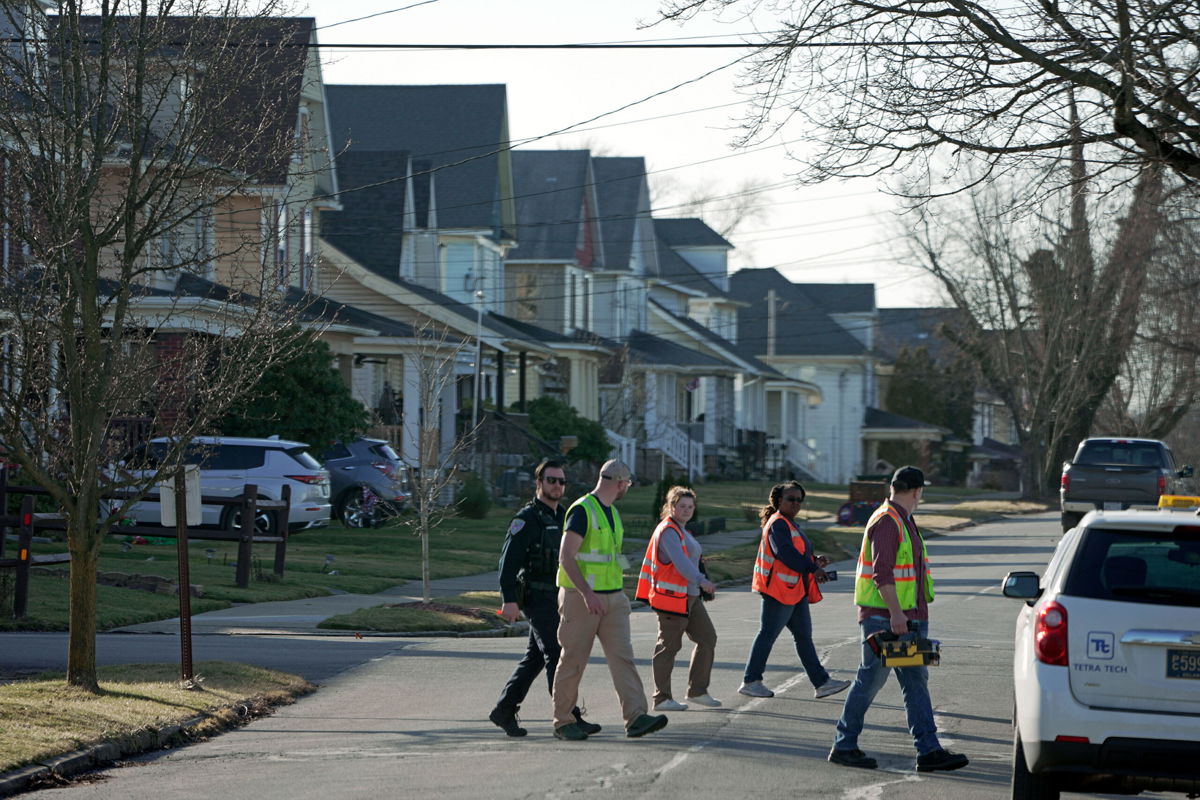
[526,579,559,592]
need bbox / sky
[301,0,946,308]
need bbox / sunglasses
[782,495,805,503]
[541,476,566,485]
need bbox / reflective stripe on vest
[854,501,935,609]
[635,519,690,615]
[557,493,625,591]
[750,512,822,605]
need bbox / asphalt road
[8,512,1175,799]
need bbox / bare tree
[1096,195,1200,436]
[906,146,1164,498]
[399,322,478,603]
[0,1,318,690]
[659,0,1200,189]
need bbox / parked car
[1060,437,1193,532]
[114,436,331,534]
[322,437,410,528]
[1002,505,1200,799]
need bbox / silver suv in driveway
[322,437,410,528]
[117,436,331,534]
[1002,505,1200,799]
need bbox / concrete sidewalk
[114,526,767,636]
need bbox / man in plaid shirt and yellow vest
[828,466,969,773]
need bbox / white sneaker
[686,693,722,708]
[654,698,688,712]
[738,681,775,698]
[814,678,851,699]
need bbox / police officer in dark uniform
[489,458,601,737]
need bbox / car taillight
[1035,601,1068,666]
[371,461,396,479]
[285,474,326,485]
[1157,474,1166,496]
[1060,472,1069,492]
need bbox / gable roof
[321,149,409,282]
[794,283,875,313]
[592,156,646,272]
[729,268,867,357]
[627,329,735,370]
[326,84,509,233]
[651,220,730,298]
[654,218,732,249]
[507,150,591,262]
[876,307,964,364]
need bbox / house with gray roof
[316,84,561,469]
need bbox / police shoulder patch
[507,518,526,536]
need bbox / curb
[0,713,207,798]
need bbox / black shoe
[916,748,969,773]
[573,707,602,736]
[625,713,668,738]
[828,748,878,769]
[553,722,589,741]
[488,706,527,737]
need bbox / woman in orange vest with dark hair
[738,480,851,700]
[636,485,720,711]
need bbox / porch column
[518,351,527,413]
[495,348,505,412]
[401,355,421,466]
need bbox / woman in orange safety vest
[738,480,851,701]
[636,485,720,711]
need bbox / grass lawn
[0,661,312,773]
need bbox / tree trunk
[66,522,99,692]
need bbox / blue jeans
[833,616,940,755]
[742,593,830,687]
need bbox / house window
[441,242,475,304]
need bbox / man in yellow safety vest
[550,459,668,741]
[828,466,969,773]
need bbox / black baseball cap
[891,465,929,491]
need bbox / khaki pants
[552,588,648,729]
[652,595,717,705]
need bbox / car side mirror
[1002,571,1042,603]
[1179,465,1194,479]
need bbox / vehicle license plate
[1103,502,1121,511]
[1167,649,1200,679]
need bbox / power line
[313,0,443,32]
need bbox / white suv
[1003,508,1200,799]
[115,436,331,534]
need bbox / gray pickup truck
[1059,437,1194,531]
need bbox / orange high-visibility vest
[751,512,823,605]
[635,518,691,615]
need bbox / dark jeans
[742,592,830,687]
[833,616,940,755]
[495,588,560,711]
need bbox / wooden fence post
[273,484,290,578]
[13,495,33,619]
[235,484,256,589]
